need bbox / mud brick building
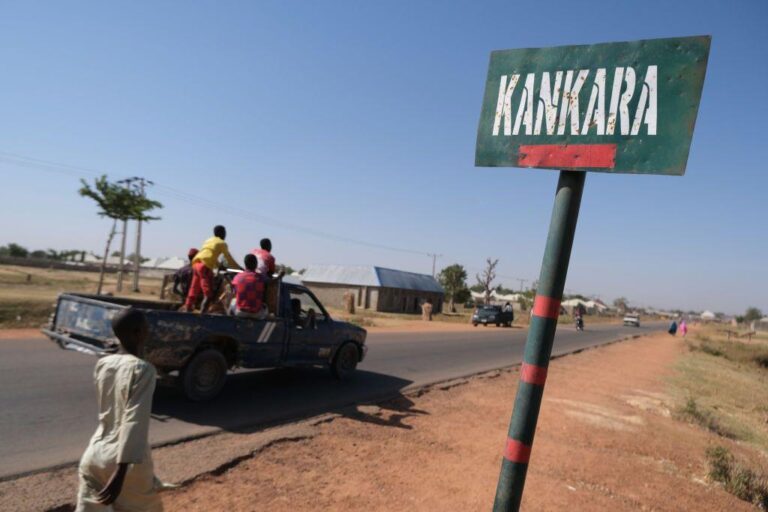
[301,265,444,314]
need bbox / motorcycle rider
[574,304,585,331]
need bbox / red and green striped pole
[493,170,586,511]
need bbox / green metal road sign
[475,36,710,175]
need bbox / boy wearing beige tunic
[76,308,163,512]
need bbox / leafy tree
[454,287,471,306]
[475,258,498,305]
[126,252,150,264]
[0,243,29,258]
[613,297,629,312]
[30,250,48,259]
[495,284,516,295]
[438,263,469,313]
[79,176,162,294]
[281,265,305,275]
[744,307,763,323]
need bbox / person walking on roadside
[421,299,433,321]
[183,225,241,313]
[668,319,678,336]
[679,319,688,337]
[76,308,165,512]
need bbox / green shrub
[677,398,735,439]
[699,342,724,357]
[705,445,732,482]
[705,446,768,508]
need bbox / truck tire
[331,342,359,380]
[182,349,228,401]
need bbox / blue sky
[0,1,765,314]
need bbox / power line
[0,150,548,286]
[0,150,432,257]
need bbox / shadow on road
[151,367,415,434]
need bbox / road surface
[0,321,663,479]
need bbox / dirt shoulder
[5,331,760,511]
[155,332,755,511]
[0,328,45,340]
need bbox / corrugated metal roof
[302,265,443,293]
[375,267,444,293]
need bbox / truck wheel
[331,342,359,380]
[182,349,228,401]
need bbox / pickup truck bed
[43,282,367,401]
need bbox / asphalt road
[0,321,664,479]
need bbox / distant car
[623,313,641,327]
[472,305,514,327]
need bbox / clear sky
[0,1,765,315]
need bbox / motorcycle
[575,316,584,331]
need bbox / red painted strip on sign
[520,362,548,386]
[518,144,617,169]
[503,438,532,464]
[532,295,561,319]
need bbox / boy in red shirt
[251,238,276,276]
[231,254,268,319]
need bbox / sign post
[474,36,710,511]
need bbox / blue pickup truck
[42,279,367,401]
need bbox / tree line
[0,243,87,262]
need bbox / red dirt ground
[162,333,757,511]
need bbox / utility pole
[115,177,138,292]
[516,278,527,292]
[132,177,153,292]
[427,253,442,278]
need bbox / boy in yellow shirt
[184,225,241,313]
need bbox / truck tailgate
[43,294,125,355]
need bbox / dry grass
[0,264,165,328]
[325,306,474,328]
[669,324,768,451]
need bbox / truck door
[240,317,286,367]
[286,288,334,362]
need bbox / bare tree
[476,258,499,305]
